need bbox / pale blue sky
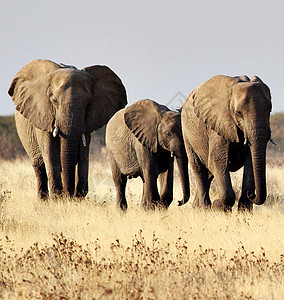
[1,0,283,115]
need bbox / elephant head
[124,99,190,205]
[191,75,272,205]
[8,59,127,196]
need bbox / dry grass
[0,156,283,299]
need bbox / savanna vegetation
[0,115,107,160]
[0,112,284,161]
[269,112,284,153]
[0,113,283,299]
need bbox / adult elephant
[8,59,127,199]
[181,75,272,211]
[106,99,190,210]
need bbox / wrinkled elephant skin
[8,59,127,199]
[106,99,190,210]
[181,75,272,212]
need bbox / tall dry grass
[0,156,283,299]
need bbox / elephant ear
[82,65,127,132]
[191,75,240,143]
[234,75,250,82]
[124,99,169,153]
[250,76,271,101]
[8,59,60,132]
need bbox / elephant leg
[109,155,128,210]
[208,140,235,211]
[15,113,51,199]
[36,130,62,198]
[45,159,62,198]
[32,160,48,199]
[116,173,128,211]
[75,133,90,198]
[238,151,254,212]
[141,166,160,210]
[158,157,174,208]
[211,166,235,211]
[188,149,211,208]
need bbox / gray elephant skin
[181,75,272,211]
[8,59,127,199]
[106,99,190,210]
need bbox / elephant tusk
[171,151,174,157]
[82,133,87,147]
[270,138,277,146]
[53,126,59,137]
[244,138,247,145]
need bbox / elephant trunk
[57,104,86,197]
[247,128,268,205]
[175,145,190,206]
[60,137,80,197]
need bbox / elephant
[8,59,127,199]
[181,75,272,211]
[106,99,190,210]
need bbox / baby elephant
[106,99,190,210]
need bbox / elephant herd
[8,59,273,212]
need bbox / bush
[0,112,283,161]
[0,116,26,160]
[0,115,107,161]
[268,112,284,153]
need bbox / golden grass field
[0,153,283,299]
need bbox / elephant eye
[166,131,172,138]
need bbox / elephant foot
[203,198,211,208]
[202,203,211,210]
[75,189,88,199]
[142,203,155,210]
[160,194,173,208]
[50,192,64,202]
[192,194,211,209]
[191,194,200,208]
[38,190,49,201]
[178,195,189,206]
[212,199,232,212]
[117,200,128,211]
[238,200,253,213]
[141,199,161,211]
